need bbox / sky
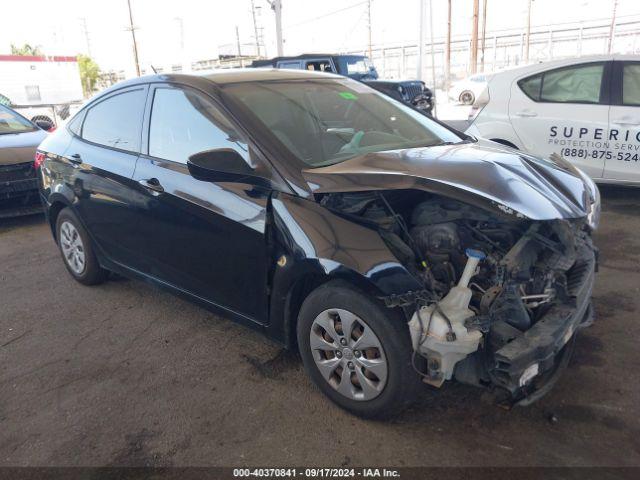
[1,0,639,77]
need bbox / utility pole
[236,26,242,58]
[417,0,424,80]
[428,0,437,117]
[470,0,479,74]
[126,0,141,77]
[445,0,451,92]
[524,0,532,63]
[174,17,186,73]
[367,0,373,59]
[608,0,618,53]
[271,0,283,56]
[251,0,261,57]
[480,0,488,72]
[80,17,92,57]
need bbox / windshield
[222,79,463,168]
[0,105,36,135]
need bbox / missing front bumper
[490,245,596,405]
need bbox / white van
[466,55,640,185]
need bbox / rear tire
[56,207,107,286]
[297,281,421,419]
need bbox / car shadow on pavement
[599,184,640,216]
[0,212,46,233]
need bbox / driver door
[131,84,280,324]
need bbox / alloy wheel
[309,308,388,401]
[60,221,86,275]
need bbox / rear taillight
[34,151,46,169]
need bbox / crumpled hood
[301,141,590,221]
[0,129,48,166]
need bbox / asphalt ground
[1,185,639,467]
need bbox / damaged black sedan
[36,69,599,418]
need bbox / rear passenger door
[508,62,611,179]
[64,86,148,267]
[131,84,278,324]
[605,61,640,181]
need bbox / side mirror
[35,119,54,131]
[187,148,254,182]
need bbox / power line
[79,17,92,57]
[286,1,367,29]
[251,0,262,56]
[366,0,372,59]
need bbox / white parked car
[448,73,489,105]
[465,55,640,185]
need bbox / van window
[622,64,640,106]
[519,74,542,100]
[82,89,146,152]
[541,64,603,103]
[518,63,604,104]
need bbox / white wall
[0,58,83,105]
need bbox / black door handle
[138,178,164,193]
[65,153,82,164]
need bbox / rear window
[518,63,604,104]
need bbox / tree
[10,43,43,56]
[78,54,100,97]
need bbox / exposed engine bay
[320,189,597,404]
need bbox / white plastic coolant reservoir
[408,249,485,387]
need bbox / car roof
[88,68,344,103]
[488,54,639,80]
[254,53,365,62]
[200,67,343,83]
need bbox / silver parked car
[0,104,50,217]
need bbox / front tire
[297,282,421,418]
[56,207,107,285]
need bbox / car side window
[519,74,542,100]
[67,111,84,136]
[622,63,640,106]
[518,63,604,104]
[148,87,249,164]
[305,60,333,73]
[81,88,146,152]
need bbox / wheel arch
[271,260,400,350]
[267,193,424,348]
[46,193,73,240]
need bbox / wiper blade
[429,139,471,147]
